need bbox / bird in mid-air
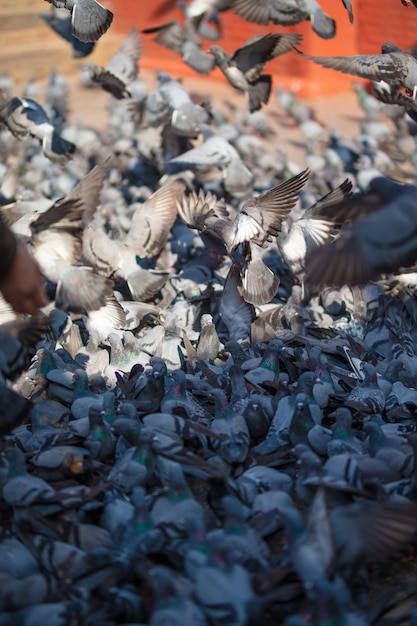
[208,32,302,112]
[83,27,142,99]
[0,92,76,162]
[231,0,336,39]
[44,0,113,43]
[300,42,417,99]
[305,177,417,287]
[176,169,310,304]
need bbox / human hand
[0,244,47,314]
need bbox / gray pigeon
[277,178,353,283]
[231,0,336,39]
[83,27,142,98]
[83,180,184,300]
[219,265,255,339]
[305,177,417,286]
[155,73,210,137]
[208,33,302,112]
[44,0,113,43]
[0,95,75,162]
[178,169,310,254]
[142,20,216,75]
[177,170,309,303]
[22,164,113,312]
[301,42,417,99]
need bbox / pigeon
[197,313,221,361]
[18,164,113,313]
[82,180,184,301]
[231,0,336,39]
[305,177,417,287]
[176,170,309,303]
[194,538,255,626]
[169,124,255,197]
[219,265,255,339]
[44,0,113,43]
[0,95,75,162]
[149,566,208,625]
[277,178,353,284]
[209,388,250,464]
[177,170,309,254]
[142,20,216,75]
[83,27,142,98]
[198,169,310,253]
[153,73,210,137]
[329,499,417,578]
[208,33,302,112]
[301,42,417,99]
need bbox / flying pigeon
[44,0,113,43]
[231,0,336,39]
[0,94,75,162]
[305,177,417,286]
[83,27,142,98]
[208,33,303,112]
[177,169,310,304]
[178,169,310,254]
[142,20,216,75]
[18,165,113,312]
[301,42,417,99]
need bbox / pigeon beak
[413,85,417,100]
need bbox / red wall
[106,0,417,96]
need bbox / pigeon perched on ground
[83,27,142,98]
[208,33,302,112]
[44,0,113,43]
[169,124,255,197]
[301,42,417,99]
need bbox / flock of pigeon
[2,0,417,624]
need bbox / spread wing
[232,168,310,248]
[303,51,408,84]
[176,188,230,230]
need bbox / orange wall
[358,0,417,54]
[106,0,417,96]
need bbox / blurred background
[3,0,417,98]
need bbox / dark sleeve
[0,213,17,277]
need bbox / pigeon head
[207,46,227,63]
